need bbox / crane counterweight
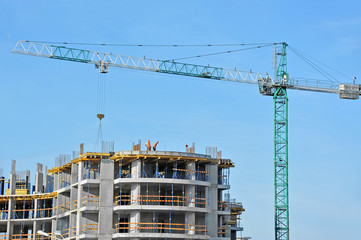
[339,84,360,99]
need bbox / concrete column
[35,163,43,194]
[186,212,195,235]
[185,161,196,235]
[53,172,59,191]
[130,159,141,233]
[129,211,140,234]
[44,166,48,193]
[131,184,140,206]
[71,163,78,185]
[76,162,84,237]
[26,170,31,192]
[186,161,195,180]
[131,159,141,179]
[185,185,195,208]
[98,158,114,240]
[33,221,38,240]
[51,217,57,237]
[6,200,14,239]
[33,164,41,240]
[6,160,16,240]
[9,160,16,195]
[6,221,13,240]
[70,186,77,211]
[68,212,74,238]
[206,164,218,238]
[186,160,196,209]
[33,199,40,240]
[52,177,60,236]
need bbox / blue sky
[1,1,360,239]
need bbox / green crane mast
[12,40,361,240]
[274,43,289,240]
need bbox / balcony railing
[81,223,98,233]
[57,202,71,214]
[115,195,206,208]
[0,210,8,220]
[35,234,51,240]
[218,200,228,211]
[11,234,33,239]
[13,208,34,219]
[60,175,71,188]
[115,222,207,235]
[81,195,99,206]
[218,227,227,237]
[36,207,53,218]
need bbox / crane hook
[97,114,105,121]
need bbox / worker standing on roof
[145,140,151,151]
[153,141,159,151]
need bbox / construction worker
[145,140,151,151]
[153,141,159,151]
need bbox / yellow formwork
[48,152,110,174]
[48,151,234,174]
[0,191,57,201]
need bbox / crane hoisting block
[97,114,105,120]
[95,61,109,73]
[339,84,360,99]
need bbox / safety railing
[0,235,5,240]
[36,207,54,218]
[83,167,100,179]
[167,168,210,182]
[59,228,70,238]
[13,208,34,219]
[81,195,99,206]
[218,227,227,236]
[58,202,71,214]
[71,227,77,236]
[115,169,131,179]
[15,181,27,189]
[11,234,33,239]
[35,234,51,240]
[0,210,8,220]
[114,222,207,235]
[81,223,98,233]
[195,170,210,181]
[218,175,228,185]
[114,195,207,208]
[60,175,71,188]
[218,201,229,211]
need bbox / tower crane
[11,40,361,240]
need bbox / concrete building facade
[0,148,244,240]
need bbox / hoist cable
[95,71,105,152]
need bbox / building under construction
[0,143,245,240]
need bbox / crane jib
[51,45,92,63]
[158,60,224,80]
